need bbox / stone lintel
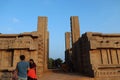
[82,32,120,49]
[90,40,120,49]
[0,33,38,38]
[85,32,120,37]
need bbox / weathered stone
[79,32,120,77]
[0,16,49,79]
[70,16,81,72]
[65,32,71,64]
[65,16,120,78]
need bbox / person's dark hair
[20,55,25,60]
[29,59,34,62]
[29,59,36,68]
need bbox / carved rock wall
[67,16,120,78]
[80,32,120,77]
[0,16,49,79]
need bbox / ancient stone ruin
[65,16,120,79]
[0,16,120,80]
[0,16,49,79]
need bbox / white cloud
[12,17,20,23]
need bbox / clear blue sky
[0,0,120,61]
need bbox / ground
[38,69,94,80]
[38,69,120,80]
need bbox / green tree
[48,58,54,69]
[54,58,63,68]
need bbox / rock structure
[80,32,120,77]
[65,32,71,64]
[0,16,49,79]
[70,16,81,72]
[65,16,120,78]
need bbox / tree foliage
[48,58,63,69]
[54,58,63,68]
[48,58,54,69]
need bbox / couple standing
[14,55,37,80]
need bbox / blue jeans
[18,76,27,80]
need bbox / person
[12,70,18,80]
[27,59,37,80]
[16,55,30,80]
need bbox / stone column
[65,32,71,50]
[70,16,80,44]
[13,50,21,68]
[70,16,80,71]
[44,31,49,71]
[65,32,71,63]
[37,16,48,76]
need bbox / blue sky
[0,0,120,61]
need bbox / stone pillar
[70,16,80,44]
[70,16,80,71]
[13,50,21,68]
[44,31,49,71]
[37,16,48,76]
[65,32,71,63]
[65,32,71,50]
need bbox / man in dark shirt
[16,55,29,80]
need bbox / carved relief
[0,16,49,79]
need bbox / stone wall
[80,32,120,77]
[65,16,120,78]
[0,16,49,79]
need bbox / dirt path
[38,70,94,80]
